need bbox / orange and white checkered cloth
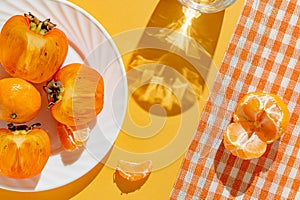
[170,0,300,199]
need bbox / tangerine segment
[116,160,152,182]
[56,122,90,151]
[233,92,289,144]
[0,78,41,123]
[224,122,267,160]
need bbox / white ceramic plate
[0,0,127,192]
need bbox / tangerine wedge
[224,122,267,159]
[116,160,152,182]
[56,122,90,151]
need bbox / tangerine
[56,122,90,151]
[116,160,152,182]
[0,78,41,123]
[224,92,289,159]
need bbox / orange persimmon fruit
[45,63,104,126]
[223,92,289,159]
[0,13,68,83]
[0,123,51,178]
[0,78,41,123]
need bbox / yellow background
[0,0,244,199]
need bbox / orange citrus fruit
[56,122,90,151]
[224,122,267,160]
[0,78,41,123]
[116,160,152,182]
[224,92,289,159]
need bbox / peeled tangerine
[223,92,289,160]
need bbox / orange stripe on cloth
[170,0,300,199]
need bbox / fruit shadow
[113,171,151,194]
[60,147,85,165]
[0,173,41,190]
[213,140,279,197]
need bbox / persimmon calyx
[24,12,56,35]
[7,123,41,135]
[44,79,64,109]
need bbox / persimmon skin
[50,63,104,126]
[0,127,51,178]
[0,15,68,83]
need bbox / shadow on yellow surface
[112,0,224,169]
[125,0,224,117]
[113,171,151,194]
[146,0,224,55]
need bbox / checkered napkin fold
[170,0,300,199]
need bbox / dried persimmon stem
[43,79,64,109]
[7,123,41,131]
[24,12,56,35]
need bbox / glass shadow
[126,0,225,116]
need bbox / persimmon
[223,92,289,159]
[0,12,68,83]
[0,123,51,178]
[56,122,90,151]
[44,63,104,126]
[0,78,41,123]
